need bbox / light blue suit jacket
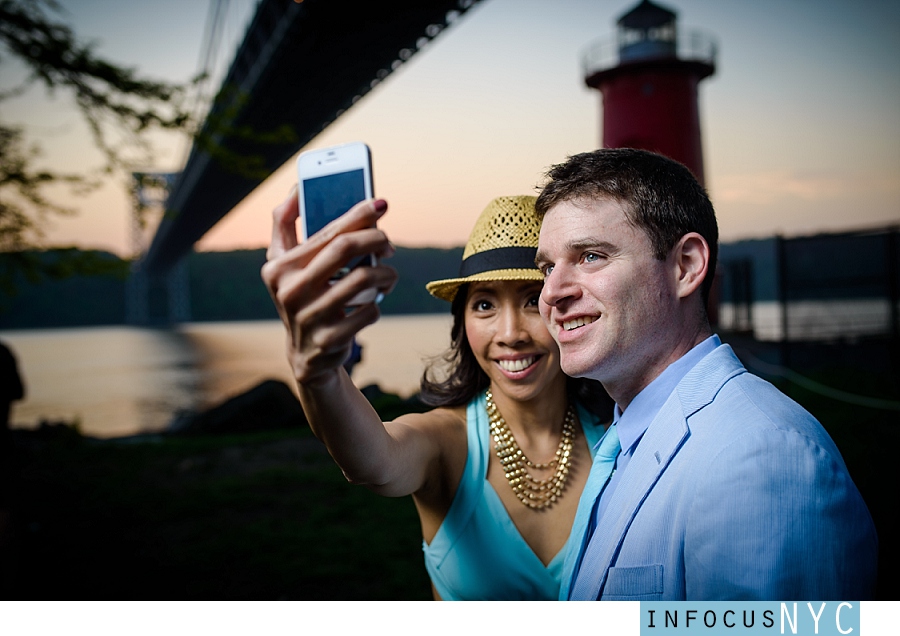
[560,344,878,600]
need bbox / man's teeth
[563,316,597,331]
[498,357,536,372]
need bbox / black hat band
[458,246,538,277]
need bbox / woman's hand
[261,189,397,386]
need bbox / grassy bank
[3,427,431,600]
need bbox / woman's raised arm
[260,192,447,497]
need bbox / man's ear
[672,232,709,299]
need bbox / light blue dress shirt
[592,335,721,526]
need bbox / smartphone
[297,141,378,305]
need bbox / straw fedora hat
[425,195,544,302]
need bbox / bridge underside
[144,0,483,274]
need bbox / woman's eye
[526,295,540,308]
[473,300,493,311]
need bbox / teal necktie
[569,424,621,600]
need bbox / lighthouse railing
[582,26,717,76]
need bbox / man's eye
[584,253,602,263]
[542,265,554,276]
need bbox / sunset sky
[4,0,899,257]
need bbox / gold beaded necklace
[485,390,577,510]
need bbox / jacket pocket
[603,564,664,599]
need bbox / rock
[168,379,308,435]
[359,384,429,421]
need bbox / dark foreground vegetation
[1,383,433,600]
[1,336,898,600]
[2,424,432,600]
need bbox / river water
[1,314,452,438]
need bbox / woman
[262,193,612,600]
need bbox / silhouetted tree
[0,0,194,295]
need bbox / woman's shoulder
[389,405,468,445]
[394,405,467,430]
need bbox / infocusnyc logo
[640,602,860,635]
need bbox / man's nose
[540,266,578,308]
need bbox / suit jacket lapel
[586,344,747,596]
[588,399,688,595]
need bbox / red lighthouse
[583,0,716,184]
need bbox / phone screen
[302,168,366,236]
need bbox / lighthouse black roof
[617,0,677,29]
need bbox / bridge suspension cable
[180,0,258,166]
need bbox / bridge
[130,0,484,322]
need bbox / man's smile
[563,316,597,331]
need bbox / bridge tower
[583,0,716,183]
[126,172,189,325]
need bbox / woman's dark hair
[419,284,614,420]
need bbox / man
[1,340,25,594]
[534,148,877,600]
[0,340,24,433]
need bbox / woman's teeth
[498,357,536,372]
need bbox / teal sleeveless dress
[422,391,605,600]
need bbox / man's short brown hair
[536,148,719,306]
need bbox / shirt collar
[608,334,721,455]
